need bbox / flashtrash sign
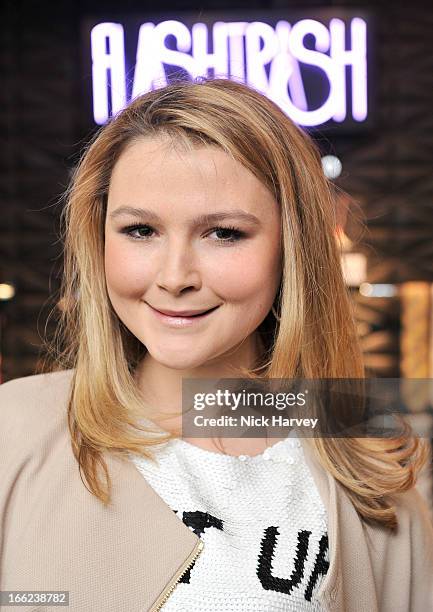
[87,11,370,128]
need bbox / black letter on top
[257,527,311,594]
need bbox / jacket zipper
[150,538,204,611]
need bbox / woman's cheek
[215,250,277,299]
[104,241,150,297]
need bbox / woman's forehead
[107,138,278,219]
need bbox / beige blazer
[1,369,433,611]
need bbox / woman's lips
[147,304,220,328]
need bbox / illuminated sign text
[90,16,368,127]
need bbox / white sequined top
[129,431,329,611]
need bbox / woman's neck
[134,331,265,432]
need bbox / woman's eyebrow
[109,206,262,227]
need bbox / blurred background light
[321,154,343,179]
[0,283,16,301]
[359,283,397,297]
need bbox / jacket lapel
[300,437,379,612]
[102,450,202,611]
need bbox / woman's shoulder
[0,368,74,404]
[0,369,74,440]
[394,484,433,542]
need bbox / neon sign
[88,14,369,128]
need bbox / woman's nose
[155,241,201,294]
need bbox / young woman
[1,78,432,612]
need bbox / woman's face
[104,137,282,371]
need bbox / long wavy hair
[38,77,428,530]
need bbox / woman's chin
[146,349,211,371]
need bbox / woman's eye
[121,224,155,240]
[209,226,245,243]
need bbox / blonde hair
[38,77,428,530]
